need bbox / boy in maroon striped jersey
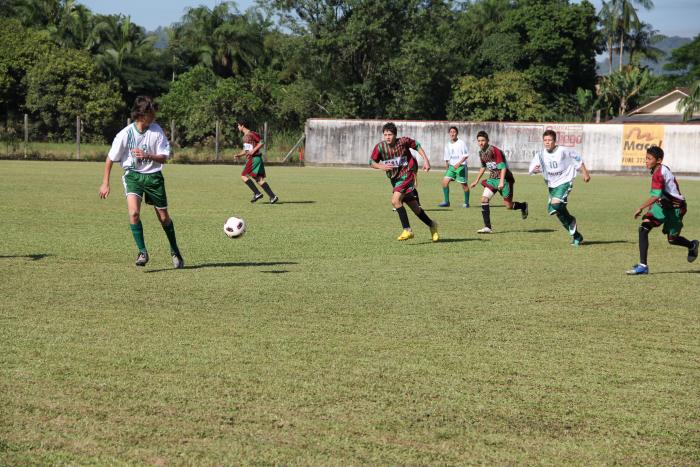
[235,120,278,204]
[370,122,439,242]
[626,146,698,275]
[470,131,528,233]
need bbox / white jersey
[108,122,171,174]
[529,146,583,188]
[444,138,469,166]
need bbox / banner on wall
[621,124,664,167]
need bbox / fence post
[263,121,268,161]
[171,119,176,145]
[24,114,28,158]
[595,110,601,124]
[215,120,220,161]
[76,116,81,160]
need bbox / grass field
[1,160,698,465]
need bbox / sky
[78,0,699,38]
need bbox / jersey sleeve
[493,147,507,170]
[370,144,381,164]
[565,149,583,170]
[107,130,128,162]
[650,168,664,197]
[156,128,171,158]
[400,137,419,151]
[528,153,540,174]
[460,140,469,158]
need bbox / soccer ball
[224,216,246,238]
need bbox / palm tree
[678,80,700,122]
[599,1,617,75]
[626,22,665,67]
[598,66,652,116]
[609,0,654,71]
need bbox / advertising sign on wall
[621,124,664,167]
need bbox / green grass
[0,161,698,464]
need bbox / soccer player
[99,96,184,268]
[370,122,439,242]
[528,129,590,246]
[626,146,698,275]
[470,130,528,233]
[235,120,278,204]
[439,126,470,208]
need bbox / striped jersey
[242,131,262,158]
[370,137,420,183]
[529,146,583,187]
[108,122,170,173]
[651,164,685,207]
[479,144,514,183]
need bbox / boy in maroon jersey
[235,120,278,204]
[469,131,528,233]
[370,122,439,242]
[626,146,698,275]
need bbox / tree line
[1,0,698,145]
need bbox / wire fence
[0,115,305,165]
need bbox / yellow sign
[621,124,664,167]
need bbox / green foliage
[24,47,123,142]
[677,80,700,121]
[158,65,263,146]
[447,71,549,122]
[597,66,653,116]
[664,34,700,84]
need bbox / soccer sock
[481,204,491,228]
[396,206,411,230]
[512,201,525,211]
[556,206,574,231]
[244,179,261,195]
[416,208,433,227]
[162,220,180,255]
[260,182,276,198]
[129,221,147,253]
[639,225,650,265]
[442,187,450,203]
[668,235,692,248]
[464,189,470,206]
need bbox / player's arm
[498,167,506,190]
[99,158,114,199]
[455,154,468,169]
[579,162,591,183]
[528,154,541,174]
[634,194,659,218]
[470,167,485,188]
[131,148,168,164]
[417,147,430,172]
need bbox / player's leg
[254,161,278,204]
[478,179,497,233]
[123,172,149,266]
[627,218,656,275]
[548,183,578,243]
[144,172,183,269]
[503,181,527,219]
[406,191,439,242]
[392,190,413,240]
[439,172,451,207]
[454,165,470,208]
[662,205,697,261]
[241,160,263,202]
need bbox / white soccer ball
[224,216,246,238]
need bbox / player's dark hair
[647,145,664,160]
[131,96,157,121]
[543,129,557,141]
[476,130,489,140]
[449,126,458,134]
[236,118,249,128]
[382,122,398,135]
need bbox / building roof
[608,88,699,123]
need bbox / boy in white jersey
[529,129,590,246]
[99,96,184,268]
[626,146,698,275]
[438,126,470,207]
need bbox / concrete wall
[305,119,700,174]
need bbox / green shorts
[482,178,512,201]
[444,165,467,184]
[547,182,573,214]
[122,171,168,209]
[646,203,685,237]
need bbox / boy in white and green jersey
[529,129,590,246]
[99,96,184,268]
[439,126,470,207]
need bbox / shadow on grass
[145,261,297,273]
[261,270,290,274]
[652,269,700,275]
[581,240,631,246]
[271,200,316,204]
[409,238,488,245]
[0,254,51,261]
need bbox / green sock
[442,187,449,203]
[464,190,470,205]
[163,220,180,255]
[129,222,147,252]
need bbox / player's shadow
[410,238,487,245]
[145,261,297,273]
[261,270,290,274]
[271,201,315,204]
[580,240,630,245]
[0,254,51,261]
[650,269,700,275]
